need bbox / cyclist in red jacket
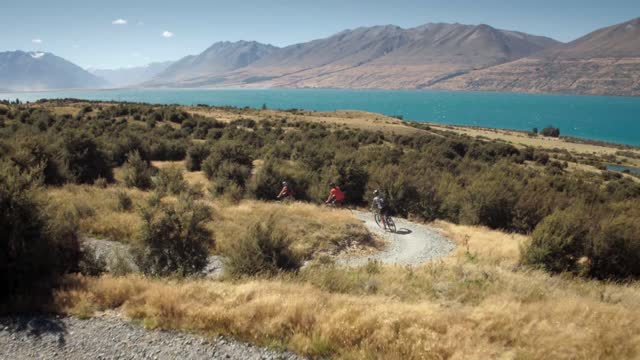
[325,182,345,207]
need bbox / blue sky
[1,0,638,69]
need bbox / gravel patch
[0,315,304,360]
[340,211,455,266]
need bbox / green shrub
[185,143,210,171]
[10,137,67,185]
[152,167,188,195]
[209,162,251,196]
[59,132,113,184]
[115,190,133,212]
[202,141,252,180]
[0,162,80,302]
[588,212,640,280]
[133,194,212,276]
[223,215,301,276]
[521,205,591,274]
[123,150,154,189]
[541,126,560,137]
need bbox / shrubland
[2,99,640,357]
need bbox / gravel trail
[0,315,303,360]
[341,210,455,266]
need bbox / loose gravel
[340,211,455,266]
[0,315,304,360]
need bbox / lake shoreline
[2,88,639,147]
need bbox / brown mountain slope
[432,18,640,96]
[155,23,560,89]
[147,41,278,85]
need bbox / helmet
[282,181,288,186]
[373,189,379,195]
[329,182,336,187]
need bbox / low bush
[123,150,154,190]
[185,143,210,171]
[115,190,133,212]
[152,167,188,195]
[202,141,252,180]
[59,132,113,184]
[133,194,212,276]
[209,162,251,196]
[222,215,301,276]
[521,205,591,274]
[0,162,80,303]
[588,206,640,280]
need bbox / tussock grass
[47,184,145,242]
[215,200,376,259]
[56,264,640,359]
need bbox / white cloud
[32,38,42,44]
[112,19,127,25]
[162,31,174,38]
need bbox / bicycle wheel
[386,216,396,233]
[374,213,382,228]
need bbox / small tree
[541,126,560,137]
[60,132,113,184]
[134,194,212,276]
[123,150,154,189]
[185,143,210,171]
[222,215,300,276]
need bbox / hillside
[0,51,107,91]
[147,41,278,86]
[147,23,560,89]
[433,17,640,96]
[89,61,174,88]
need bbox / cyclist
[371,189,389,230]
[277,181,294,201]
[325,182,345,207]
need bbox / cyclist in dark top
[371,189,389,230]
[277,181,294,201]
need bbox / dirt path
[340,211,455,266]
[0,314,303,360]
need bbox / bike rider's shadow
[394,228,412,235]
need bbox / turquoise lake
[2,89,639,146]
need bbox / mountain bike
[374,212,396,233]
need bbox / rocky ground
[0,314,304,360]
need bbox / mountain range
[0,51,106,91]
[89,61,174,88]
[1,17,639,96]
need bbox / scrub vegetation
[2,99,639,358]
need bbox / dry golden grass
[215,200,377,259]
[184,106,426,136]
[47,184,145,242]
[53,217,640,359]
[430,124,640,166]
[56,263,640,360]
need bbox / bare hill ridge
[433,17,640,96]
[147,23,561,89]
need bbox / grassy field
[429,124,640,167]
[55,218,640,359]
